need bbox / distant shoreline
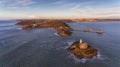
[0,18,120,22]
[16,18,120,23]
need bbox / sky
[0,0,120,19]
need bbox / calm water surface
[0,21,120,67]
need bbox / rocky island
[17,19,104,37]
[68,39,97,59]
[17,20,72,37]
[17,19,100,59]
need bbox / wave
[0,25,20,31]
[0,23,16,27]
[66,41,106,63]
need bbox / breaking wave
[66,41,106,63]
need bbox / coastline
[16,18,120,23]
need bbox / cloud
[70,2,95,10]
[52,0,95,9]
[53,0,120,18]
[76,6,120,18]
[92,11,120,15]
[90,7,120,18]
[51,1,97,18]
[0,0,120,19]
[14,0,35,6]
[0,0,35,9]
[52,0,65,5]
[27,15,39,19]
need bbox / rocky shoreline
[17,19,104,35]
[16,20,102,59]
[16,20,72,37]
[68,39,97,59]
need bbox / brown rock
[17,20,72,37]
[57,30,72,37]
[96,30,104,34]
[68,40,97,59]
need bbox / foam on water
[66,41,106,63]
[54,32,58,36]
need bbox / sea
[0,20,120,67]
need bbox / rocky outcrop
[16,20,104,37]
[57,29,72,37]
[68,39,97,59]
[17,20,72,37]
[96,30,104,34]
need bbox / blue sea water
[0,20,120,67]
